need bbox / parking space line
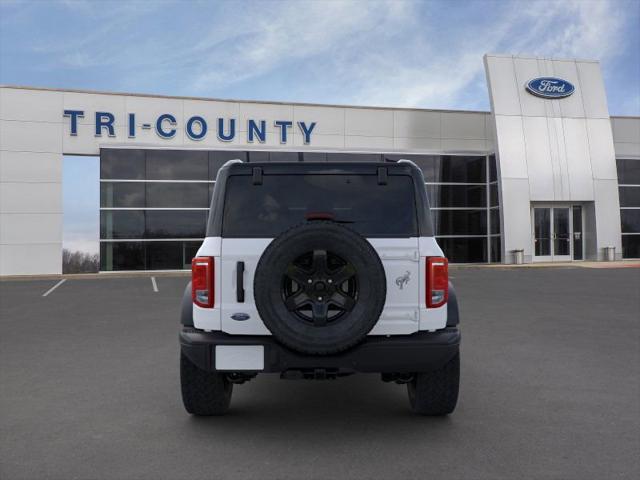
[151,276,158,292]
[42,279,66,297]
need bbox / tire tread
[408,352,459,416]
[180,353,232,416]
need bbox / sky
[62,156,99,254]
[1,0,639,253]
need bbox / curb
[0,271,191,282]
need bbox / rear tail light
[192,257,214,308]
[426,256,448,308]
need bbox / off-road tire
[180,352,233,416]
[254,221,386,355]
[407,352,459,415]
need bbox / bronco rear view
[179,159,461,416]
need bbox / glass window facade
[100,149,502,270]
[146,150,209,180]
[383,154,499,263]
[100,183,209,209]
[384,154,486,183]
[427,185,486,208]
[100,149,145,179]
[100,241,202,271]
[621,236,640,259]
[619,186,640,207]
[488,156,500,263]
[432,210,487,236]
[100,210,207,239]
[617,158,640,258]
[100,182,145,208]
[436,237,487,263]
[617,158,640,185]
[145,183,209,208]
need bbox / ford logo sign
[231,313,250,321]
[526,77,575,99]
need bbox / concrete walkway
[453,260,640,269]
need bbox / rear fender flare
[181,281,194,326]
[447,281,460,327]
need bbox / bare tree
[62,249,99,274]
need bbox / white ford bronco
[180,159,460,416]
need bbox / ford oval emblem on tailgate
[231,313,250,321]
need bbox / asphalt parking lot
[1,267,639,480]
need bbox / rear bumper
[180,327,460,374]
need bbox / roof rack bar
[222,158,244,168]
[397,158,419,169]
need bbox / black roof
[223,161,421,176]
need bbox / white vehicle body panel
[215,345,264,370]
[219,238,272,335]
[193,235,448,334]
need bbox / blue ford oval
[526,77,575,99]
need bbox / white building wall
[0,78,634,275]
[49,88,494,157]
[611,116,640,159]
[0,85,491,275]
[484,54,622,262]
[0,88,64,275]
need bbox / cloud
[3,0,637,113]
[333,0,630,108]
[186,1,413,93]
[63,237,99,255]
[501,0,627,59]
[173,0,631,109]
[27,1,160,60]
[61,52,101,68]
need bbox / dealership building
[0,54,639,275]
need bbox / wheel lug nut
[318,297,323,301]
[328,279,333,284]
[307,279,313,284]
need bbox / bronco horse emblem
[395,270,411,290]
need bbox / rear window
[221,174,418,237]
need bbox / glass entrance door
[534,207,552,260]
[532,205,583,262]
[552,207,571,261]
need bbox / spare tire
[254,221,386,355]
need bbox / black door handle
[236,261,245,303]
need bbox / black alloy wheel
[282,249,357,326]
